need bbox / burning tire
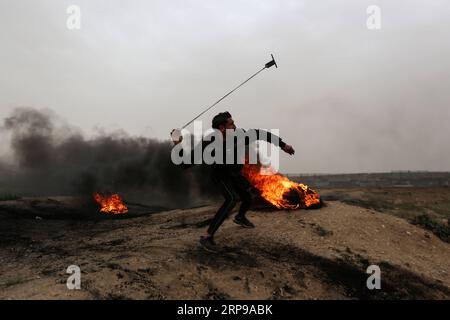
[242,164,322,210]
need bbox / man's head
[212,111,236,135]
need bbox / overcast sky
[1,0,449,173]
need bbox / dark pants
[207,173,252,236]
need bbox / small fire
[242,164,321,209]
[93,192,129,214]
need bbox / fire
[242,164,321,209]
[93,192,129,214]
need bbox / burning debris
[93,192,129,214]
[242,164,322,209]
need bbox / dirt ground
[0,188,449,300]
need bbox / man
[172,112,295,252]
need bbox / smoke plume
[0,107,217,208]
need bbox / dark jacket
[179,128,286,179]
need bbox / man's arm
[171,131,214,168]
[171,131,195,169]
[250,129,295,155]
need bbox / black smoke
[0,107,217,208]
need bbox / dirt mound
[0,199,449,299]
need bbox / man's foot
[198,236,219,253]
[233,215,255,228]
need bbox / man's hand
[170,129,183,145]
[282,144,295,155]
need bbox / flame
[242,164,321,209]
[93,193,129,214]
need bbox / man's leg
[235,186,252,218]
[206,176,238,237]
[232,175,255,228]
[199,176,238,252]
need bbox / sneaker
[198,236,219,253]
[233,215,255,228]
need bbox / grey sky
[1,0,449,173]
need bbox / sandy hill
[0,198,449,299]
